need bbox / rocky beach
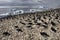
[0,8,60,40]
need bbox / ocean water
[0,0,60,18]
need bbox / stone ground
[0,8,60,40]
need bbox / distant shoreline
[0,6,43,9]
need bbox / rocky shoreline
[0,8,60,40]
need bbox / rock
[0,8,60,40]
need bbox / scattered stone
[28,23,33,25]
[36,23,41,25]
[42,25,48,28]
[20,21,26,25]
[43,16,46,19]
[14,26,19,28]
[51,27,57,32]
[43,22,48,25]
[3,32,10,36]
[40,32,49,37]
[37,16,41,20]
[16,29,23,32]
[51,21,56,26]
[27,26,32,28]
[41,20,44,22]
[34,20,37,23]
